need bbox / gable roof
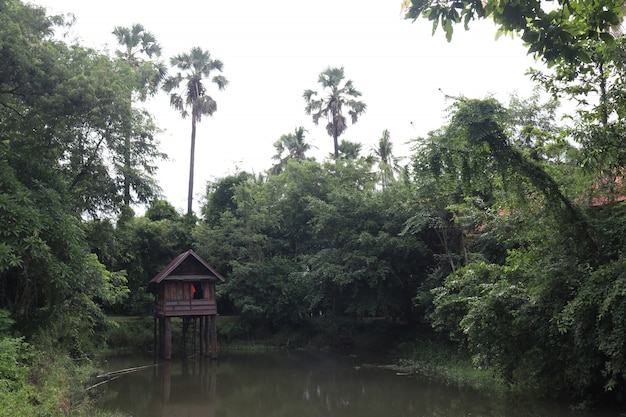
[147,249,226,293]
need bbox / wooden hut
[148,250,225,360]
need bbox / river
[96,350,619,417]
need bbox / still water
[97,351,619,417]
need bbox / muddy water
[96,351,618,417]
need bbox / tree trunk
[124,135,131,206]
[188,119,196,215]
[332,110,339,159]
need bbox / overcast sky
[33,0,542,214]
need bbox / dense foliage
[402,0,625,64]
[3,0,626,411]
[0,1,161,414]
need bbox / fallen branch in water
[85,376,120,391]
[97,363,159,379]
[86,363,161,392]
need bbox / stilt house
[148,250,225,360]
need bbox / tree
[402,0,625,64]
[112,23,164,97]
[201,172,252,225]
[163,47,228,215]
[406,94,626,398]
[113,23,161,67]
[194,167,316,324]
[529,35,626,208]
[371,129,403,188]
[54,48,163,216]
[303,67,366,158]
[112,23,166,207]
[0,0,132,351]
[337,140,364,160]
[505,91,565,161]
[270,126,311,175]
[304,179,431,320]
[412,97,596,261]
[113,211,192,315]
[145,199,180,221]
[194,157,430,324]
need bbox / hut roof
[147,249,225,293]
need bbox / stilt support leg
[209,315,217,359]
[163,317,172,360]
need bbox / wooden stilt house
[148,250,225,360]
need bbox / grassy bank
[389,337,511,395]
[0,337,124,417]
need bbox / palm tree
[113,24,166,99]
[338,140,363,160]
[303,67,366,159]
[113,23,161,66]
[371,129,403,188]
[162,47,228,215]
[271,126,311,174]
[112,23,165,207]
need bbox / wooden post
[153,315,157,363]
[182,317,187,354]
[199,316,205,356]
[159,317,165,357]
[192,317,197,353]
[209,314,217,359]
[153,300,158,363]
[163,316,172,360]
[203,315,209,356]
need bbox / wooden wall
[157,281,217,317]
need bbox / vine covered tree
[163,47,228,215]
[303,67,366,158]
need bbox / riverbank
[0,337,125,417]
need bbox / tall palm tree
[303,67,366,158]
[371,129,402,188]
[162,47,228,215]
[112,23,165,207]
[271,126,311,174]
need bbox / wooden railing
[159,299,217,316]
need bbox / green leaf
[444,17,454,42]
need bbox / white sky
[32,0,542,214]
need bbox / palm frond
[192,96,217,122]
[212,74,228,90]
[303,89,317,102]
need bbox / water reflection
[97,351,618,417]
